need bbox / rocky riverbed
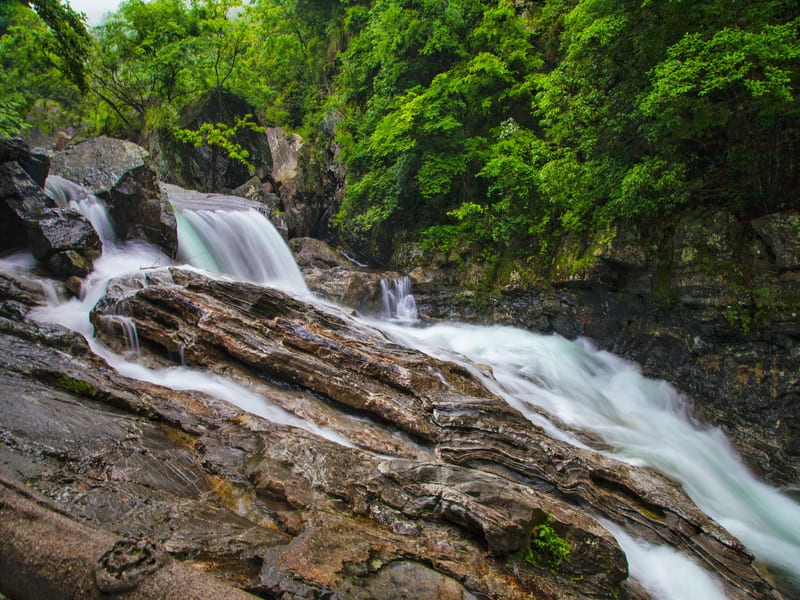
[1,136,798,599]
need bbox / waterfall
[175,207,308,295]
[45,175,116,245]
[380,276,418,322]
[16,175,800,599]
[28,177,343,446]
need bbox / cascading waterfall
[45,175,117,245]
[380,276,418,322]
[28,177,343,447]
[15,175,800,599]
[174,207,308,294]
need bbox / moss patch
[57,375,99,398]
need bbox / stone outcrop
[232,176,288,238]
[50,136,178,258]
[0,136,50,187]
[751,212,800,271]
[151,90,273,193]
[0,261,785,599]
[0,137,101,277]
[290,237,394,314]
[266,127,330,238]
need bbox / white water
[381,322,800,594]
[46,175,117,244]
[601,520,728,600]
[175,207,308,294]
[380,276,418,322]
[13,176,800,599]
[28,179,345,447]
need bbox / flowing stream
[11,176,800,599]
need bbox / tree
[89,0,198,136]
[28,0,92,91]
[334,0,543,259]
[0,1,84,135]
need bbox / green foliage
[537,0,800,227]
[88,0,253,137]
[524,515,571,574]
[28,0,92,91]
[0,2,84,135]
[174,114,264,171]
[58,375,98,398]
[0,99,29,137]
[6,0,799,271]
[726,287,778,335]
[335,0,541,257]
[640,18,800,211]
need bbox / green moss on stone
[58,375,99,398]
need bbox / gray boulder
[0,161,53,251]
[0,137,101,279]
[27,207,101,277]
[267,127,327,238]
[50,137,178,258]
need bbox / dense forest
[2,0,799,267]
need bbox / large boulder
[0,136,50,187]
[0,161,52,251]
[27,207,101,277]
[0,137,101,278]
[266,127,329,238]
[50,136,178,258]
[231,175,288,239]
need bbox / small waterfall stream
[11,175,800,599]
[380,275,418,322]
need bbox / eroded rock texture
[401,212,800,488]
[0,261,786,600]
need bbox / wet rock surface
[50,136,178,258]
[404,211,800,488]
[80,267,777,599]
[290,237,414,316]
[1,152,56,252]
[266,127,330,239]
[0,261,786,599]
[0,138,101,278]
[28,207,102,277]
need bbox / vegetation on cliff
[2,0,799,266]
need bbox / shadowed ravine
[0,177,798,600]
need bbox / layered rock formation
[3,263,783,599]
